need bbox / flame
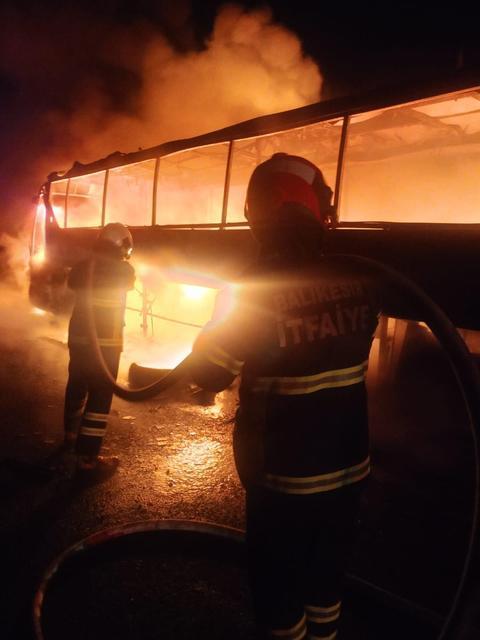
[122,269,225,370]
[340,92,480,224]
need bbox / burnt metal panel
[326,224,480,330]
[44,223,480,330]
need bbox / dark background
[2,1,478,106]
[193,0,479,95]
[4,2,477,89]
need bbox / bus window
[155,143,229,226]
[66,171,105,228]
[50,180,68,228]
[339,90,480,223]
[105,159,156,226]
[227,119,343,223]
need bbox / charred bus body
[31,71,480,328]
[29,72,480,371]
[30,74,480,616]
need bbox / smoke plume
[0,2,322,241]
[0,1,322,376]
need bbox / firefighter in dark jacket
[190,153,382,639]
[64,222,135,480]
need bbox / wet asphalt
[1,293,479,639]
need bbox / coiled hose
[84,254,480,640]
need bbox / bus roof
[48,69,480,183]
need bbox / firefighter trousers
[245,482,364,640]
[64,344,121,458]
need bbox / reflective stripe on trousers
[64,344,121,457]
[77,411,109,455]
[263,458,370,495]
[266,605,340,639]
[305,602,341,640]
[246,486,363,640]
[270,613,307,639]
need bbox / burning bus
[30,72,480,375]
[27,72,480,624]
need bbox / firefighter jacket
[67,256,135,350]
[191,254,382,495]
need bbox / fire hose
[84,258,194,401]
[82,254,480,640]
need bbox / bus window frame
[46,82,480,232]
[220,141,234,229]
[101,169,108,227]
[153,141,232,228]
[333,115,349,222]
[48,119,347,231]
[64,178,69,228]
[152,158,160,226]
[60,170,107,229]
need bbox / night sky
[0,0,479,234]
[193,0,479,95]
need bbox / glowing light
[31,203,47,266]
[171,438,222,471]
[201,402,223,418]
[31,249,46,266]
[136,262,151,278]
[31,307,47,316]
[181,284,207,300]
[52,205,65,227]
[152,436,227,495]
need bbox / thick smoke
[0,2,322,291]
[0,2,322,233]
[0,1,322,369]
[77,3,322,157]
[0,232,30,291]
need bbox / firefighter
[190,153,383,639]
[63,222,135,481]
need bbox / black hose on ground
[32,520,245,640]
[83,254,480,639]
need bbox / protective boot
[46,433,77,474]
[75,454,120,485]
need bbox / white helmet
[96,222,133,259]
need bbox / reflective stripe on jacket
[68,257,135,350]
[191,256,381,492]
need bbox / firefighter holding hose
[190,153,383,639]
[63,223,135,482]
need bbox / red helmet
[244,153,333,229]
